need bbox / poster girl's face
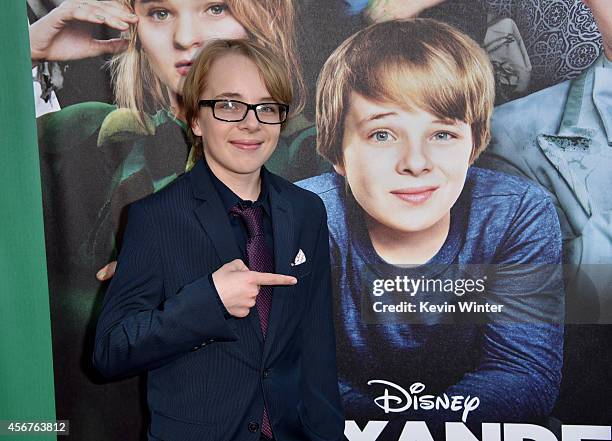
[192,53,281,182]
[336,92,472,234]
[134,0,247,96]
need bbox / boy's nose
[396,143,432,176]
[238,108,261,130]
[174,16,201,50]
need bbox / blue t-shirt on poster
[297,167,564,426]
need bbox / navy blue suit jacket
[93,159,343,441]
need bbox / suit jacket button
[263,369,270,378]
[248,422,259,433]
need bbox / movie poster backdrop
[28,0,610,439]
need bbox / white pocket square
[291,248,306,266]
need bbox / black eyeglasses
[198,99,289,125]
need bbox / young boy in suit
[94,39,343,441]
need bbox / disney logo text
[368,380,480,423]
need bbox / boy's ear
[333,161,346,176]
[192,118,202,137]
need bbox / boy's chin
[229,152,275,174]
[377,215,449,235]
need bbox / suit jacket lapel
[190,160,243,264]
[263,170,294,360]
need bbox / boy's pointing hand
[212,259,297,318]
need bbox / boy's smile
[390,185,439,204]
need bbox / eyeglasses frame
[198,99,289,125]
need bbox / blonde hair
[316,18,495,166]
[182,39,293,158]
[109,0,304,124]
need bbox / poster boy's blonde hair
[316,19,495,165]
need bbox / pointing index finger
[251,271,298,286]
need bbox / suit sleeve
[298,200,344,441]
[93,200,237,379]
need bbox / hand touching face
[29,0,138,62]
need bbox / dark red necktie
[229,203,274,439]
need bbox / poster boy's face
[336,92,473,234]
[135,0,247,96]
